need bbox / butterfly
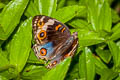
[32,15,78,69]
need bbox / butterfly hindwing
[47,32,78,68]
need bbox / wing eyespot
[37,30,47,40]
[40,48,47,56]
[56,24,62,31]
[61,27,66,33]
[48,61,57,68]
[37,20,44,28]
[52,61,57,65]
[56,24,66,33]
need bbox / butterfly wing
[47,32,78,68]
[32,15,78,68]
[32,15,71,60]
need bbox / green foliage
[0,0,120,80]
[0,0,29,40]
[9,18,32,73]
[79,47,95,80]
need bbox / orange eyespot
[37,20,44,28]
[52,61,57,65]
[37,30,47,40]
[40,48,47,56]
[47,61,57,68]
[61,27,65,33]
[56,24,62,31]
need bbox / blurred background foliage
[0,0,120,80]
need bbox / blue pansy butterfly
[32,15,78,68]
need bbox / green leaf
[79,0,86,5]
[57,0,65,9]
[93,55,108,70]
[28,49,38,61]
[0,3,5,9]
[66,0,78,6]
[42,58,71,80]
[116,76,120,80]
[70,29,105,46]
[24,1,40,18]
[99,68,118,80]
[96,43,107,50]
[93,56,112,80]
[112,23,120,32]
[116,40,120,49]
[0,49,16,79]
[22,65,48,80]
[0,75,8,80]
[27,49,45,65]
[0,0,29,40]
[111,9,120,23]
[36,0,57,16]
[96,48,112,63]
[108,41,120,68]
[0,49,9,67]
[110,23,120,40]
[9,18,32,72]
[98,2,112,32]
[87,0,112,32]
[0,40,4,47]
[53,5,85,23]
[68,19,89,29]
[65,63,79,80]
[75,45,82,56]
[79,47,95,80]
[0,65,17,79]
[87,0,99,31]
[76,8,87,19]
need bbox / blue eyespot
[39,42,54,57]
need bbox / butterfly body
[32,15,78,68]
